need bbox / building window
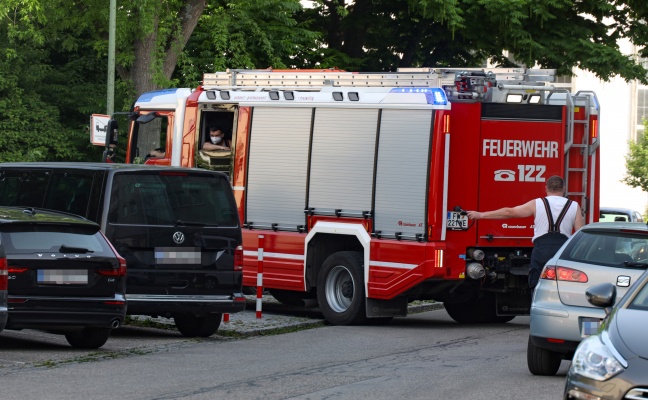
[637,88,648,130]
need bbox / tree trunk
[127,0,206,98]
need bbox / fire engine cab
[108,68,600,325]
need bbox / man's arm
[466,199,536,220]
[203,141,230,151]
[573,204,585,232]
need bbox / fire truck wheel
[269,289,315,307]
[527,336,562,376]
[317,251,367,325]
[173,313,222,337]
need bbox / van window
[107,173,238,226]
[0,171,94,217]
[0,171,50,208]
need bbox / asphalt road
[0,306,569,400]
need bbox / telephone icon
[494,169,515,182]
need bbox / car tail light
[99,231,127,277]
[97,256,127,277]
[234,245,243,271]
[0,257,7,290]
[541,265,588,283]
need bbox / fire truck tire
[269,289,314,307]
[445,292,515,323]
[527,336,562,376]
[173,313,222,337]
[444,299,487,323]
[317,251,367,325]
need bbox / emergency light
[389,87,448,105]
[138,88,183,102]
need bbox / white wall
[572,69,648,213]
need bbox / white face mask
[210,136,222,144]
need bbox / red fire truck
[106,68,600,325]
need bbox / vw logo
[173,231,185,244]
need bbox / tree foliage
[2,0,648,163]
[297,0,648,83]
[623,120,648,193]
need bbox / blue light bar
[138,88,182,103]
[389,87,448,105]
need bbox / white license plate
[37,269,88,285]
[580,317,601,337]
[446,211,468,230]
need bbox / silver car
[528,222,648,376]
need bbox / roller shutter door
[308,108,378,215]
[374,109,433,239]
[246,107,312,229]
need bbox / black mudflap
[366,297,408,318]
[495,292,531,316]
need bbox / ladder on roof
[551,90,600,216]
[202,67,557,90]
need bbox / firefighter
[202,126,231,151]
[465,175,584,289]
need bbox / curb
[127,300,445,337]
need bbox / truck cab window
[131,114,169,163]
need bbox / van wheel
[527,336,562,376]
[65,327,112,349]
[174,313,222,337]
[317,251,367,325]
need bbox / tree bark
[127,0,206,97]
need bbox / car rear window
[107,172,238,227]
[559,230,648,266]
[0,225,113,256]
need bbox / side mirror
[586,283,616,311]
[105,119,119,147]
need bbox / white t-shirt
[532,196,578,242]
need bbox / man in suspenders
[466,176,584,289]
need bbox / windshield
[107,172,238,227]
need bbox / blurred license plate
[155,247,201,264]
[446,211,468,230]
[38,269,88,285]
[581,317,601,337]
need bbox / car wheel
[173,313,222,337]
[64,327,112,349]
[527,336,562,376]
[317,251,367,325]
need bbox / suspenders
[541,198,573,234]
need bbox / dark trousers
[529,233,568,289]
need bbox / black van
[0,163,245,337]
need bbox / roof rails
[202,68,557,90]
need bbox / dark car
[1,207,126,348]
[0,163,245,337]
[564,269,648,399]
[0,238,7,333]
